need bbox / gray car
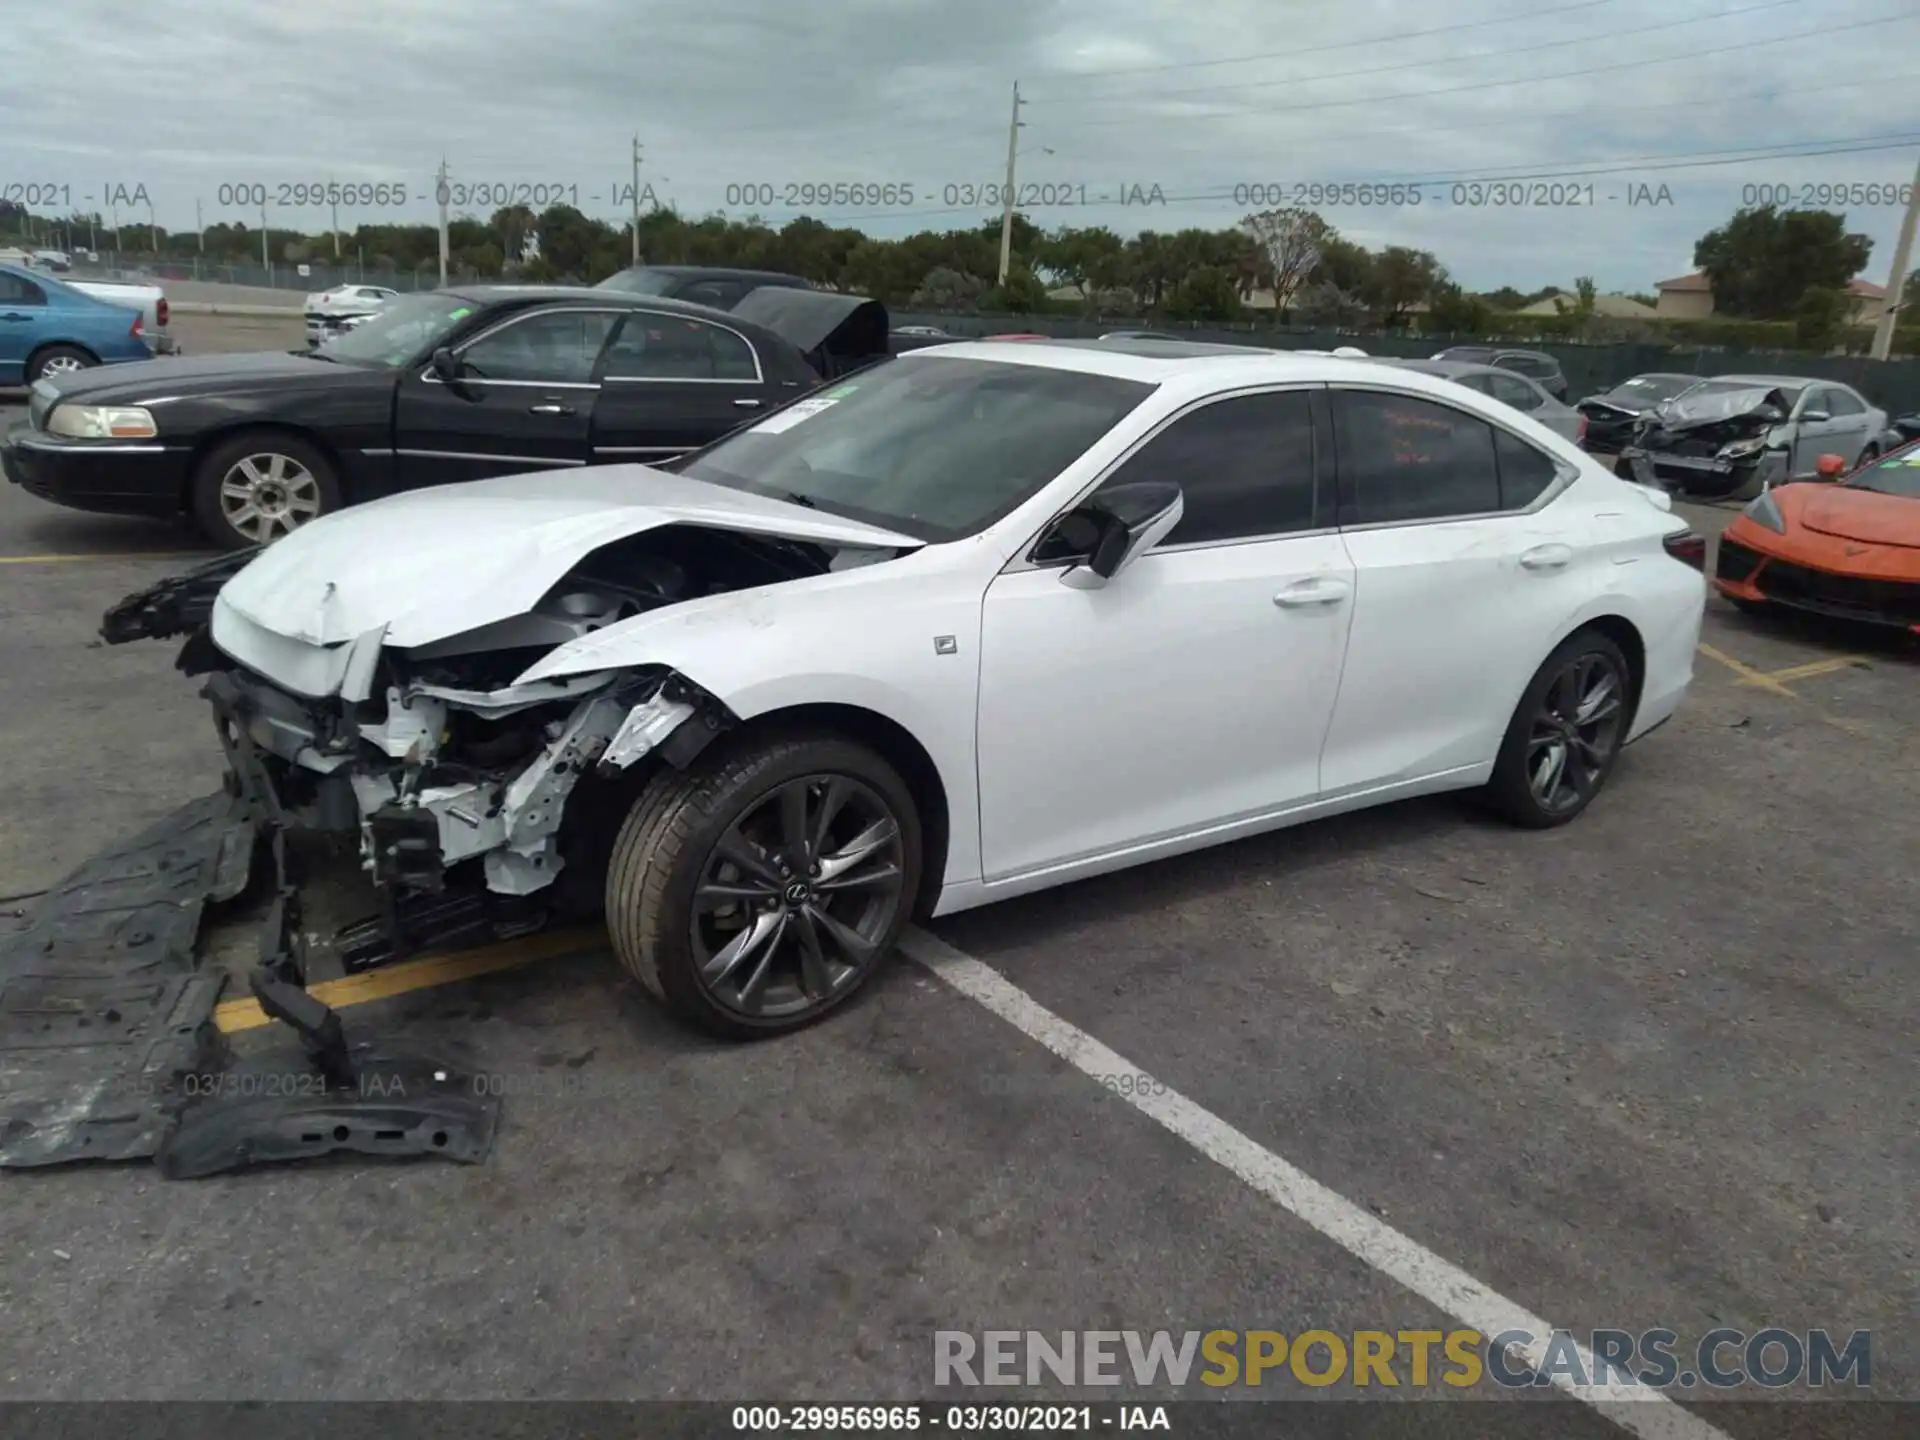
[1380,359,1584,445]
[1618,374,1889,499]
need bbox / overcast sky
[6,0,1919,291]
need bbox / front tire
[1484,631,1633,828]
[605,732,922,1039]
[189,431,342,550]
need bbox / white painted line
[900,926,1734,1440]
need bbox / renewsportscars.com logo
[933,1328,1873,1391]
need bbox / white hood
[214,465,923,650]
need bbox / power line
[1030,0,1804,108]
[1102,70,1920,168]
[1044,11,1916,133]
[731,134,1920,226]
[1030,0,1627,87]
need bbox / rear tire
[189,431,342,550]
[605,732,922,1039]
[26,344,96,384]
[1484,630,1634,829]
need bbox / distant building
[1517,290,1658,319]
[1654,271,1886,323]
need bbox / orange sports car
[1713,437,1920,632]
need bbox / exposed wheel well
[179,423,351,512]
[24,341,99,375]
[728,703,951,919]
[1579,614,1646,724]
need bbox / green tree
[1364,246,1444,324]
[1793,285,1852,351]
[1694,205,1873,319]
[1428,281,1492,335]
[1164,265,1242,322]
[981,265,1049,314]
[910,266,985,310]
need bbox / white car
[304,284,398,345]
[115,342,1706,1039]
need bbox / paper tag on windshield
[751,396,837,435]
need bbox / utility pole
[435,157,450,287]
[631,135,643,266]
[330,178,342,259]
[260,192,270,278]
[1870,152,1920,362]
[997,81,1024,286]
[195,198,204,252]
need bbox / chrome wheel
[39,353,86,377]
[1527,651,1627,815]
[690,773,907,1021]
[218,452,322,542]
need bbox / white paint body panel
[976,534,1355,880]
[205,342,1706,912]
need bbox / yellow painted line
[0,550,211,565]
[1755,655,1868,684]
[213,924,604,1033]
[1697,643,1797,697]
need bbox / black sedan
[2,285,889,549]
[1574,372,1703,451]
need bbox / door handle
[1,313,31,322]
[733,398,763,408]
[1520,544,1574,571]
[1273,578,1351,608]
[528,403,576,415]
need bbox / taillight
[1663,530,1706,569]
[156,297,169,327]
[129,313,143,336]
[1576,412,1588,446]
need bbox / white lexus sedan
[122,340,1707,1038]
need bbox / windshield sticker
[446,306,473,320]
[750,396,838,435]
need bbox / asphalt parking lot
[0,329,1915,1436]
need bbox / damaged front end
[1617,387,1793,498]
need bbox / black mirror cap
[430,346,459,379]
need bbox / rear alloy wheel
[27,345,95,383]
[190,432,342,550]
[1485,631,1633,828]
[605,733,921,1038]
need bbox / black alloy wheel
[1486,630,1634,827]
[605,733,922,1038]
[690,773,908,1021]
[1526,651,1628,817]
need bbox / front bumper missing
[0,680,510,1176]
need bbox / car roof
[441,285,743,320]
[617,265,809,282]
[893,339,1578,414]
[1713,373,1820,388]
[1385,358,1552,389]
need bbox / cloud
[4,0,1918,289]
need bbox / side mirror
[1051,481,1185,590]
[1816,453,1848,478]
[429,346,461,380]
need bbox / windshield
[1608,375,1695,404]
[677,355,1156,541]
[594,269,680,295]
[1679,378,1804,407]
[1850,447,1920,497]
[318,292,479,365]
